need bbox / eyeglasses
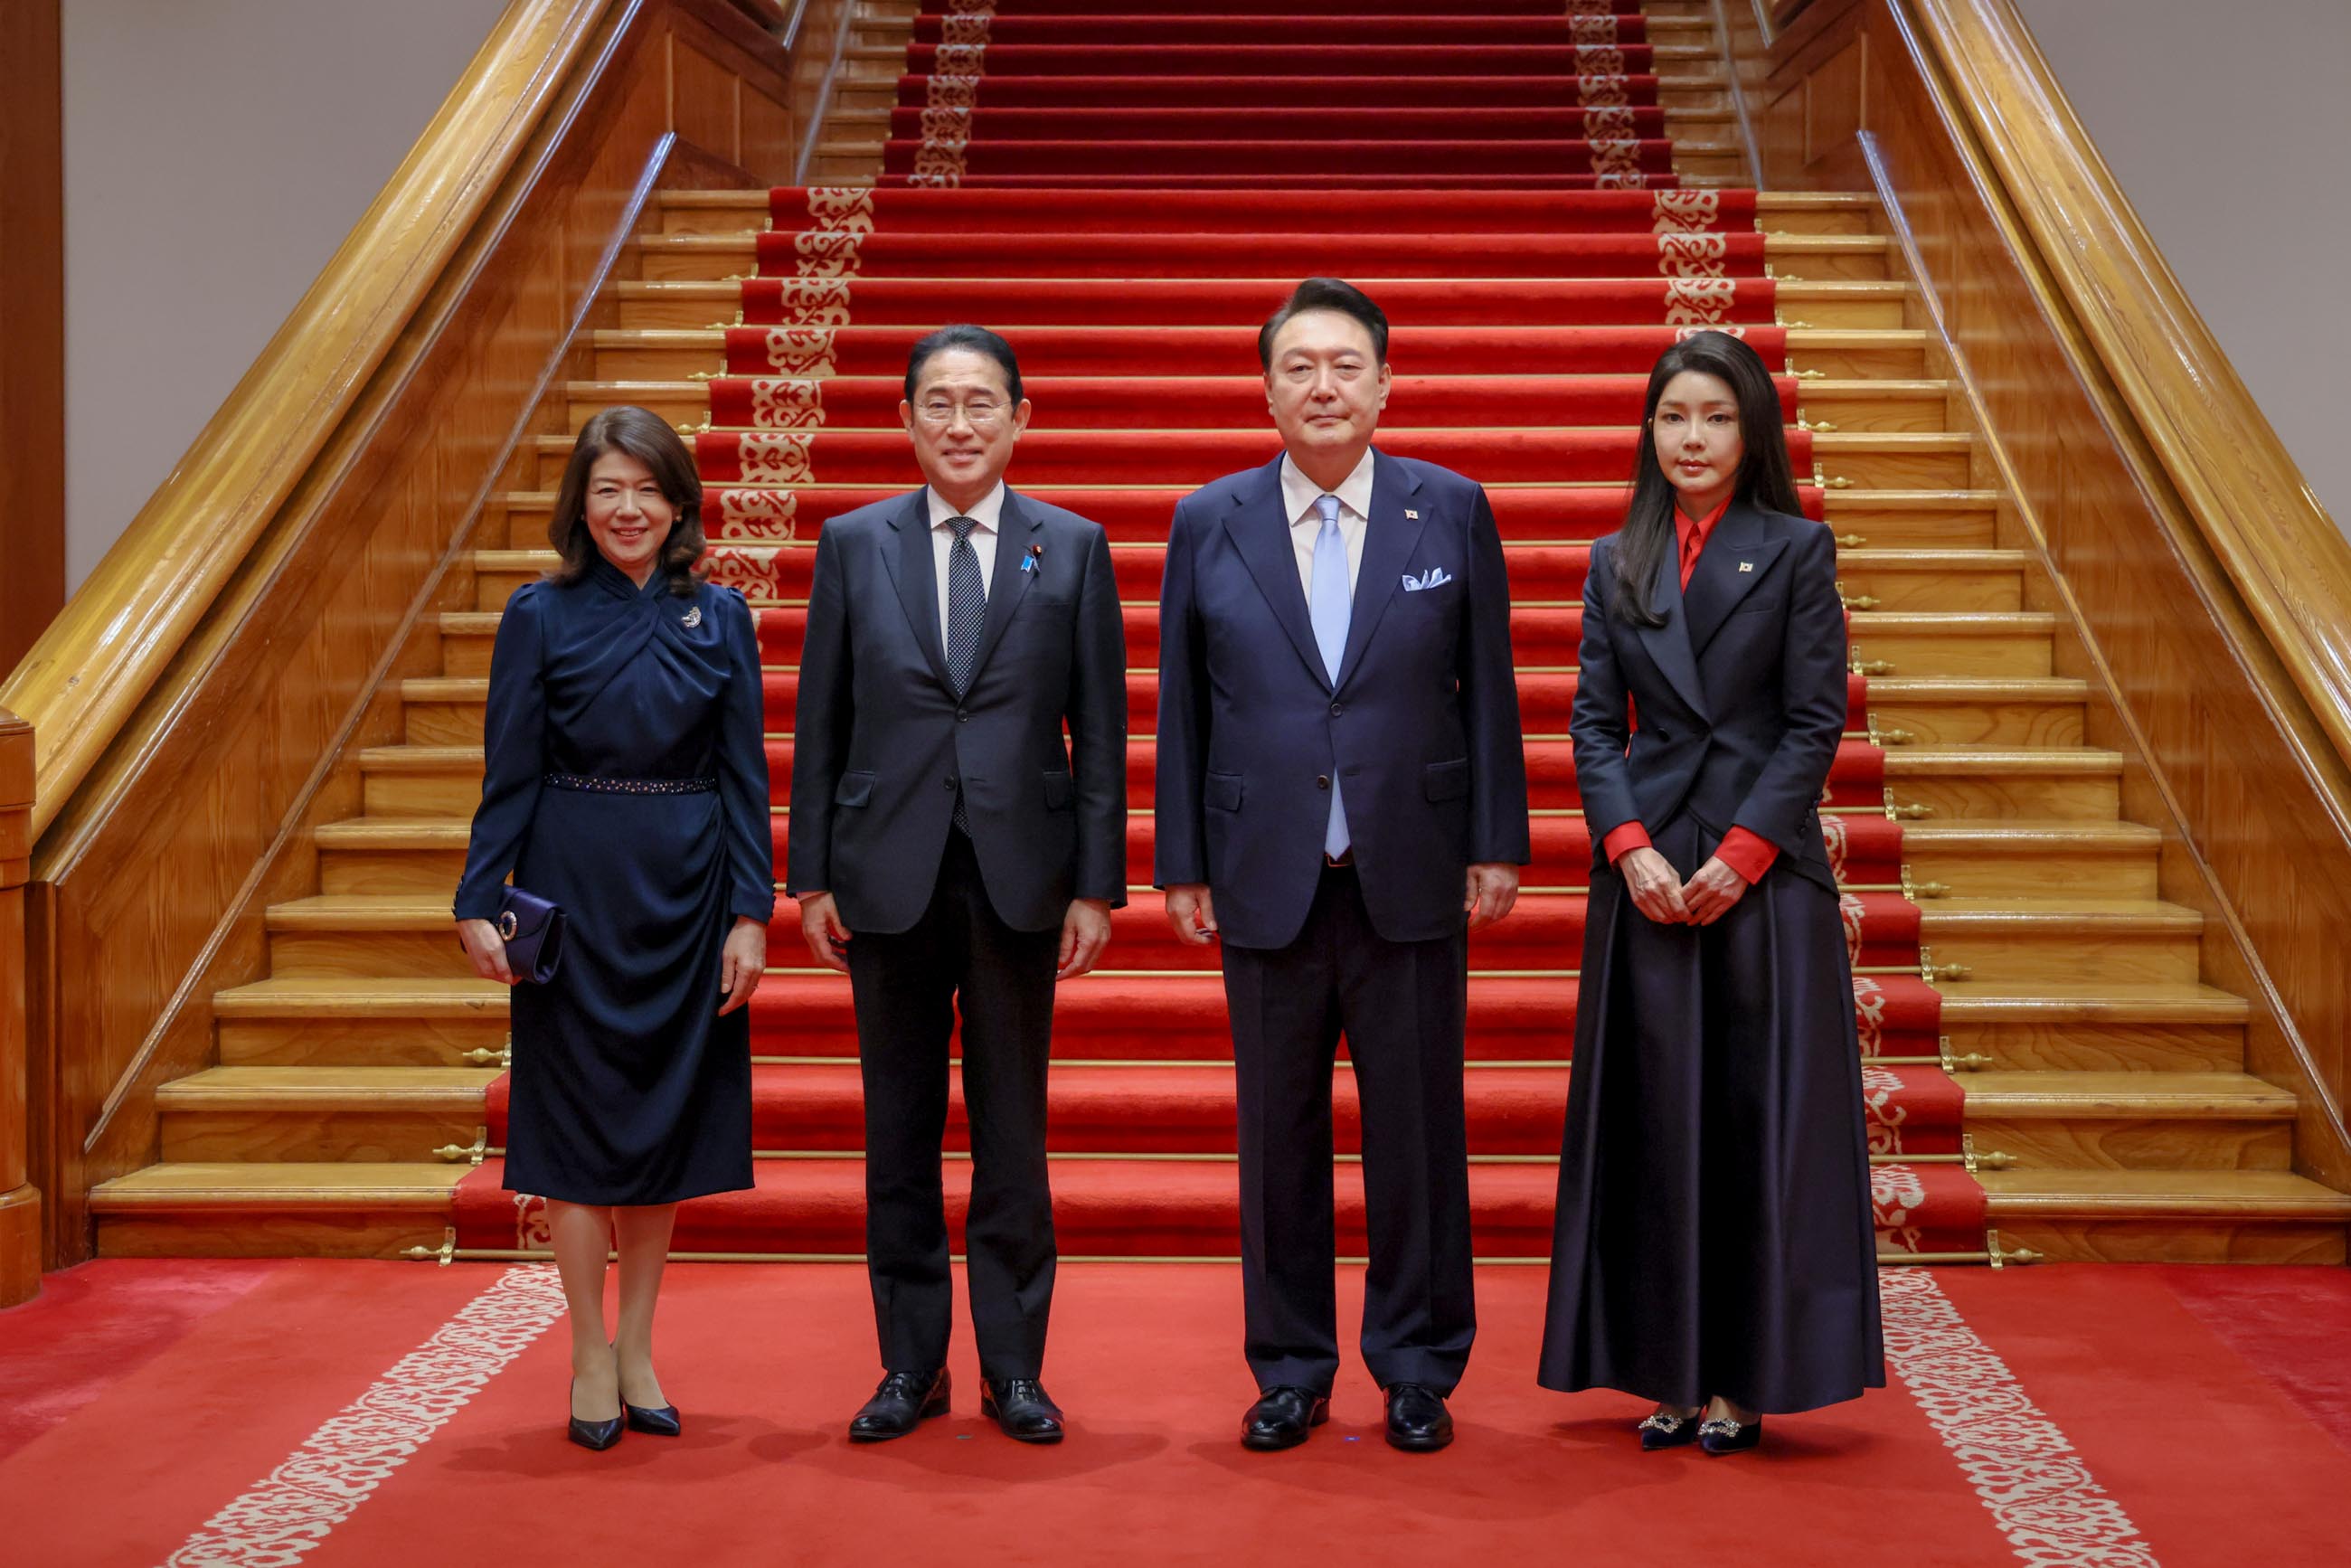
[914,401,1009,431]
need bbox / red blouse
[1599,496,1781,885]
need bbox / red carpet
[468,2,1984,1262]
[5,1259,2348,1565]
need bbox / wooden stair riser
[97,1214,454,1261]
[1851,624,2053,677]
[1949,1019,2243,1074]
[218,1015,507,1069]
[1969,1116,2290,1173]
[163,1110,481,1165]
[1866,694,2080,748]
[1887,770,2117,822]
[607,279,1914,334]
[1901,839,2148,898]
[1985,1219,2346,1267]
[1919,922,2198,987]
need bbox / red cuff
[1601,822,1651,864]
[1714,827,1780,884]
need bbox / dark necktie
[945,515,985,830]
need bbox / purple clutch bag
[495,886,567,984]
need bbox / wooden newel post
[1,707,39,1307]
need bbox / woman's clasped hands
[1619,846,1748,928]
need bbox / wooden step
[1865,678,2086,749]
[1916,899,2200,987]
[1980,1169,2351,1264]
[624,231,1893,287]
[155,1065,498,1164]
[1961,1071,2293,1172]
[1939,982,2250,1073]
[1900,820,2154,896]
[558,373,1957,437]
[1883,746,2120,821]
[89,1162,467,1259]
[604,277,1917,335]
[1846,613,2057,679]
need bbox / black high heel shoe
[568,1380,625,1451]
[624,1400,683,1437]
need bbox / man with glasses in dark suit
[788,325,1128,1446]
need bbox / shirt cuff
[1715,827,1780,884]
[1600,822,1651,864]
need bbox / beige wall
[62,0,507,591]
[2015,0,2351,534]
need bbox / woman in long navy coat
[455,406,776,1450]
[1538,333,1884,1454]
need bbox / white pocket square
[1402,567,1453,591]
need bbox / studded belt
[543,772,717,795]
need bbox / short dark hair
[1258,278,1390,370]
[903,323,1024,405]
[546,405,705,598]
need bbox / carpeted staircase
[88,0,2351,1267]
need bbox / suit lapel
[1634,535,1712,722]
[880,487,956,693]
[962,486,1041,686]
[1333,449,1426,692]
[1222,456,1331,690]
[1681,502,1789,657]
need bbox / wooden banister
[6,0,837,1266]
[1,708,34,1306]
[1733,0,2351,1186]
[0,0,614,845]
[1906,0,2351,793]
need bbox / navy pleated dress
[454,555,777,1205]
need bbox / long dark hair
[547,405,705,597]
[1610,332,1804,627]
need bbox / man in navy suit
[788,326,1127,1446]
[1154,279,1530,1452]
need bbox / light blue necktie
[1309,494,1352,858]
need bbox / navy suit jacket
[1154,450,1531,949]
[784,486,1128,934]
[1572,502,1848,895]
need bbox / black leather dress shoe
[1699,1415,1763,1456]
[1383,1383,1454,1452]
[567,1380,624,1452]
[1637,1408,1700,1450]
[849,1368,950,1442]
[624,1401,682,1437]
[980,1377,1065,1443]
[1241,1385,1330,1450]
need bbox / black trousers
[845,829,1060,1378]
[1220,864,1476,1396]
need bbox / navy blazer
[783,486,1128,934]
[1154,450,1531,949]
[1572,502,1848,895]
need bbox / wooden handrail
[0,0,618,845]
[1903,0,2351,791]
[0,706,34,1307]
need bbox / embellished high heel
[1698,1414,1763,1456]
[568,1379,625,1451]
[1638,1406,1701,1450]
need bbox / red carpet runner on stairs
[453,0,1987,1261]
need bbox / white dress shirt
[925,481,1005,648]
[1279,448,1374,600]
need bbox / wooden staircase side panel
[1731,0,2351,1194]
[4,0,845,1269]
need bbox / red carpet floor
[456,1,1987,1259]
[3,1260,2347,1565]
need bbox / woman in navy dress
[1537,334,1884,1454]
[455,406,775,1450]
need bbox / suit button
[1316,775,1330,789]
[957,711,970,723]
[1655,727,1671,741]
[1330,702,1344,716]
[943,777,958,791]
